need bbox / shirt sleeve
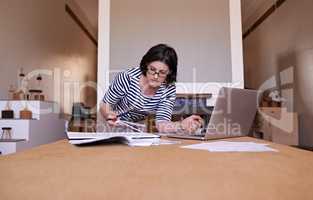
[102,71,130,105]
[156,85,176,122]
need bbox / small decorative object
[36,74,45,101]
[32,93,44,101]
[29,89,42,100]
[23,77,31,100]
[1,102,14,119]
[12,68,26,100]
[12,90,25,100]
[29,74,45,101]
[261,89,286,107]
[268,90,285,107]
[39,94,45,101]
[20,105,32,119]
[8,84,16,100]
[1,127,12,140]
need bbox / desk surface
[1,137,313,200]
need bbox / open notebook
[67,131,161,146]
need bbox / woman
[100,44,203,133]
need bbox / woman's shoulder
[165,83,176,91]
[125,66,141,78]
[160,83,176,97]
[114,67,140,84]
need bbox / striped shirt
[103,67,176,122]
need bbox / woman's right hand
[100,103,118,126]
[181,115,204,134]
[105,111,118,126]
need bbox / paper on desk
[67,129,180,147]
[181,141,278,152]
[129,139,181,147]
[126,138,158,147]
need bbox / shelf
[0,139,26,142]
[0,118,37,121]
[176,93,212,99]
[0,99,55,103]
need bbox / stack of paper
[128,138,181,147]
[67,131,180,147]
[67,131,158,146]
[181,141,278,152]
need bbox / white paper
[181,141,278,152]
[67,131,159,139]
[68,131,160,146]
[153,139,181,145]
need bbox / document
[67,131,180,147]
[181,141,278,152]
[67,131,160,146]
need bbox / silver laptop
[167,87,258,140]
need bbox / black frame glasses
[147,67,169,78]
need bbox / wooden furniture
[1,137,313,200]
[0,100,66,155]
[68,118,97,132]
[255,107,299,146]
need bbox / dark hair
[140,44,177,84]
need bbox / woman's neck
[139,75,158,97]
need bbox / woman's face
[145,61,169,88]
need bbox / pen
[115,120,143,132]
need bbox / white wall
[243,0,313,147]
[0,0,97,114]
[97,0,244,107]
[110,0,232,83]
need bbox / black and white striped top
[103,67,176,122]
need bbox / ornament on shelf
[12,90,25,100]
[12,68,26,100]
[1,127,12,140]
[1,102,14,119]
[20,105,32,119]
[8,84,16,100]
[23,77,31,100]
[37,74,45,101]
[29,74,45,101]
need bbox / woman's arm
[100,71,130,124]
[155,84,204,133]
[100,102,118,125]
[156,115,204,134]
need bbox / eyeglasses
[147,66,169,78]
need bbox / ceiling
[241,0,273,31]
[74,0,98,31]
[73,0,272,35]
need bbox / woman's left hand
[181,115,204,134]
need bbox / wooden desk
[1,137,313,200]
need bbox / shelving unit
[0,100,66,155]
[254,107,299,146]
